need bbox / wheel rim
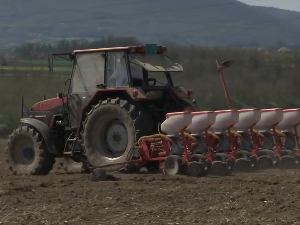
[12,137,35,165]
[106,121,128,155]
[22,146,35,165]
[164,155,181,176]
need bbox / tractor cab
[48,44,183,91]
[48,44,196,127]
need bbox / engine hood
[31,97,67,111]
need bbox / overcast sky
[239,0,300,12]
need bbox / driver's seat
[132,78,144,87]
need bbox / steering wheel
[106,76,116,87]
[147,78,156,86]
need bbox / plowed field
[1,138,300,225]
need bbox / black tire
[6,125,55,175]
[60,156,90,174]
[258,149,278,166]
[82,98,155,171]
[190,154,209,175]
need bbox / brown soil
[1,138,300,225]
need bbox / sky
[239,0,300,12]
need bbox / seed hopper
[252,108,286,169]
[184,111,221,176]
[275,108,300,169]
[206,109,249,173]
[231,108,262,170]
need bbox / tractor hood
[31,97,67,111]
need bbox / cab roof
[72,45,167,55]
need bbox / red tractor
[6,44,197,175]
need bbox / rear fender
[20,118,60,156]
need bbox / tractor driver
[108,56,143,87]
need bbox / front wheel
[6,125,55,175]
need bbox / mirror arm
[48,54,54,74]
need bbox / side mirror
[48,55,54,74]
[216,59,233,109]
[220,60,234,69]
[57,93,63,99]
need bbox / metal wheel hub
[106,121,128,155]
[21,145,35,165]
[164,155,181,176]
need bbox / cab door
[68,52,105,129]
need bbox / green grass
[18,59,72,66]
[0,76,66,127]
[0,65,71,72]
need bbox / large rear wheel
[82,98,154,171]
[6,125,55,175]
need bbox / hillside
[1,0,300,47]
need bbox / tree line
[0,36,299,130]
[14,36,141,60]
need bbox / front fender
[20,118,60,156]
